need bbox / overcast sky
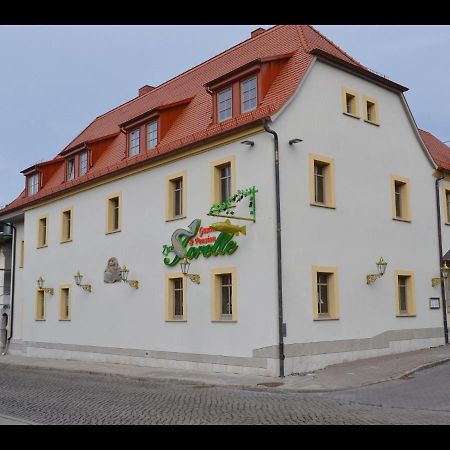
[1,25,449,208]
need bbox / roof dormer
[204,52,294,125]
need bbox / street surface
[1,362,450,424]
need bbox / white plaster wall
[20,134,279,358]
[273,60,444,345]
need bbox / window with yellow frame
[394,271,416,317]
[309,154,336,209]
[312,266,339,320]
[211,267,237,322]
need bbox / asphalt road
[1,362,450,425]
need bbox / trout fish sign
[163,219,241,267]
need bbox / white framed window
[146,120,158,149]
[129,129,140,156]
[79,151,88,176]
[218,87,232,122]
[28,173,39,195]
[67,159,75,180]
[241,76,257,112]
[219,163,232,202]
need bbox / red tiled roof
[419,129,450,172]
[0,25,398,215]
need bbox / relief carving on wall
[104,257,122,283]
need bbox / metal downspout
[263,120,285,377]
[435,175,449,344]
[1,221,16,355]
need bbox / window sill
[342,112,360,120]
[445,222,450,226]
[35,319,46,322]
[392,217,411,223]
[364,119,380,127]
[396,313,416,318]
[165,319,187,322]
[60,239,72,244]
[105,229,122,235]
[59,319,71,322]
[211,320,238,323]
[314,316,339,321]
[36,245,48,249]
[310,202,336,210]
[166,215,186,223]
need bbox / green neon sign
[163,220,238,267]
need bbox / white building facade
[0,26,448,376]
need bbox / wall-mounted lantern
[36,276,54,295]
[366,257,388,285]
[120,265,139,289]
[180,258,200,284]
[74,271,92,292]
[432,262,449,287]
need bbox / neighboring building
[0,25,449,376]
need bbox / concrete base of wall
[8,329,445,377]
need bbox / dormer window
[218,87,233,123]
[28,173,39,195]
[67,159,75,181]
[129,129,140,157]
[241,76,257,113]
[146,120,158,149]
[79,151,88,176]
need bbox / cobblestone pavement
[1,364,450,424]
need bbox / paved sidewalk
[1,345,450,393]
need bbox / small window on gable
[28,173,39,196]
[241,76,257,113]
[67,158,75,180]
[147,120,158,150]
[364,96,379,125]
[79,151,88,176]
[218,87,232,123]
[129,129,140,157]
[342,88,359,118]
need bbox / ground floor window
[166,274,186,321]
[312,266,339,320]
[211,267,236,322]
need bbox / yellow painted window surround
[211,156,236,205]
[59,285,71,321]
[166,273,187,321]
[211,267,237,322]
[35,289,46,321]
[312,266,339,320]
[443,187,450,225]
[363,96,380,125]
[309,153,336,208]
[37,215,48,248]
[391,175,411,222]
[166,171,187,221]
[394,271,416,317]
[18,240,24,268]
[60,207,73,243]
[341,87,360,118]
[106,193,122,234]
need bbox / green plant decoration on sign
[207,186,258,222]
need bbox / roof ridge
[93,25,283,122]
[304,25,367,69]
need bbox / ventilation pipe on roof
[251,27,266,38]
[263,119,285,378]
[138,85,155,96]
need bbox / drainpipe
[263,119,285,377]
[435,174,449,344]
[0,221,16,355]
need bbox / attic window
[218,87,233,122]
[67,158,75,180]
[241,76,257,113]
[28,173,39,195]
[129,129,140,156]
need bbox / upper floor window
[129,129,140,157]
[341,87,359,118]
[218,87,232,123]
[363,96,379,125]
[79,151,88,176]
[67,158,75,180]
[147,120,158,149]
[241,77,257,113]
[28,174,39,195]
[391,176,411,222]
[212,156,235,205]
[445,188,450,224]
[309,154,336,209]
